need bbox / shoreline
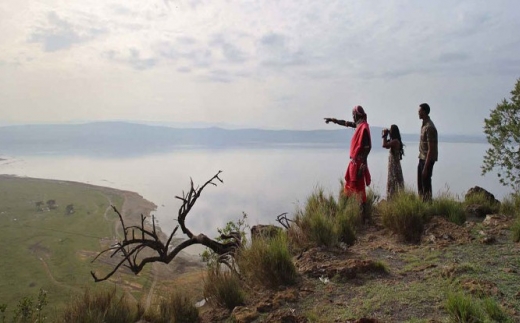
[0,174,204,267]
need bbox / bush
[239,232,297,288]
[59,287,142,323]
[203,267,245,310]
[379,189,427,243]
[1,289,49,323]
[430,192,466,225]
[445,292,485,323]
[153,291,199,323]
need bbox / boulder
[465,186,500,218]
[251,224,282,241]
[465,186,500,204]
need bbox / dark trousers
[418,159,435,201]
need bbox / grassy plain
[0,175,159,311]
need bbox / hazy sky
[1,0,519,134]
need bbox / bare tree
[91,171,242,282]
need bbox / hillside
[0,176,203,313]
[0,122,485,157]
[199,214,520,322]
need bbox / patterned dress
[387,146,404,198]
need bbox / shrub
[379,189,427,243]
[239,232,297,288]
[153,291,199,323]
[445,292,484,323]
[430,193,466,225]
[203,266,245,310]
[58,287,142,323]
[1,289,49,323]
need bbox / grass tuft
[58,287,142,323]
[152,291,200,323]
[500,192,520,217]
[445,292,484,323]
[290,186,360,249]
[430,192,466,225]
[203,266,245,310]
[481,297,512,323]
[239,232,297,288]
[378,189,427,243]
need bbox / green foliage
[445,293,514,323]
[291,187,358,249]
[153,291,200,323]
[201,212,249,266]
[482,78,520,190]
[511,218,520,242]
[239,232,297,288]
[203,267,245,310]
[1,289,48,323]
[431,192,466,225]
[58,288,142,323]
[481,297,512,323]
[445,292,485,323]
[500,193,520,216]
[379,189,427,243]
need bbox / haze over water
[0,142,510,242]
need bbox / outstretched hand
[324,118,335,124]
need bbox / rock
[231,306,259,323]
[251,224,282,241]
[480,236,496,244]
[465,186,500,204]
[256,300,273,313]
[465,186,500,218]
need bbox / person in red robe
[324,105,372,222]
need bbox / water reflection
[0,143,509,237]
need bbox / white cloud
[1,0,519,134]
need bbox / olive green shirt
[419,118,438,161]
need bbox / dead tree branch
[91,171,242,282]
[276,212,293,229]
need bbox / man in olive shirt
[418,103,438,202]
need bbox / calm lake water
[0,142,510,239]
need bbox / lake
[0,142,510,238]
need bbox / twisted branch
[91,171,241,282]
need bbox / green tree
[482,78,520,190]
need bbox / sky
[1,0,519,135]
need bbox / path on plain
[107,193,159,310]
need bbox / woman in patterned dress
[382,124,405,199]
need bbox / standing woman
[382,125,405,199]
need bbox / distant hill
[0,122,485,157]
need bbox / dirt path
[38,257,81,293]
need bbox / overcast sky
[1,0,519,134]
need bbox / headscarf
[352,105,367,120]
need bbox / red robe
[344,121,371,202]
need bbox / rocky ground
[200,213,520,323]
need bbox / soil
[200,213,520,323]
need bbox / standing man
[325,105,372,222]
[418,103,438,202]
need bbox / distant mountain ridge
[0,122,486,157]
